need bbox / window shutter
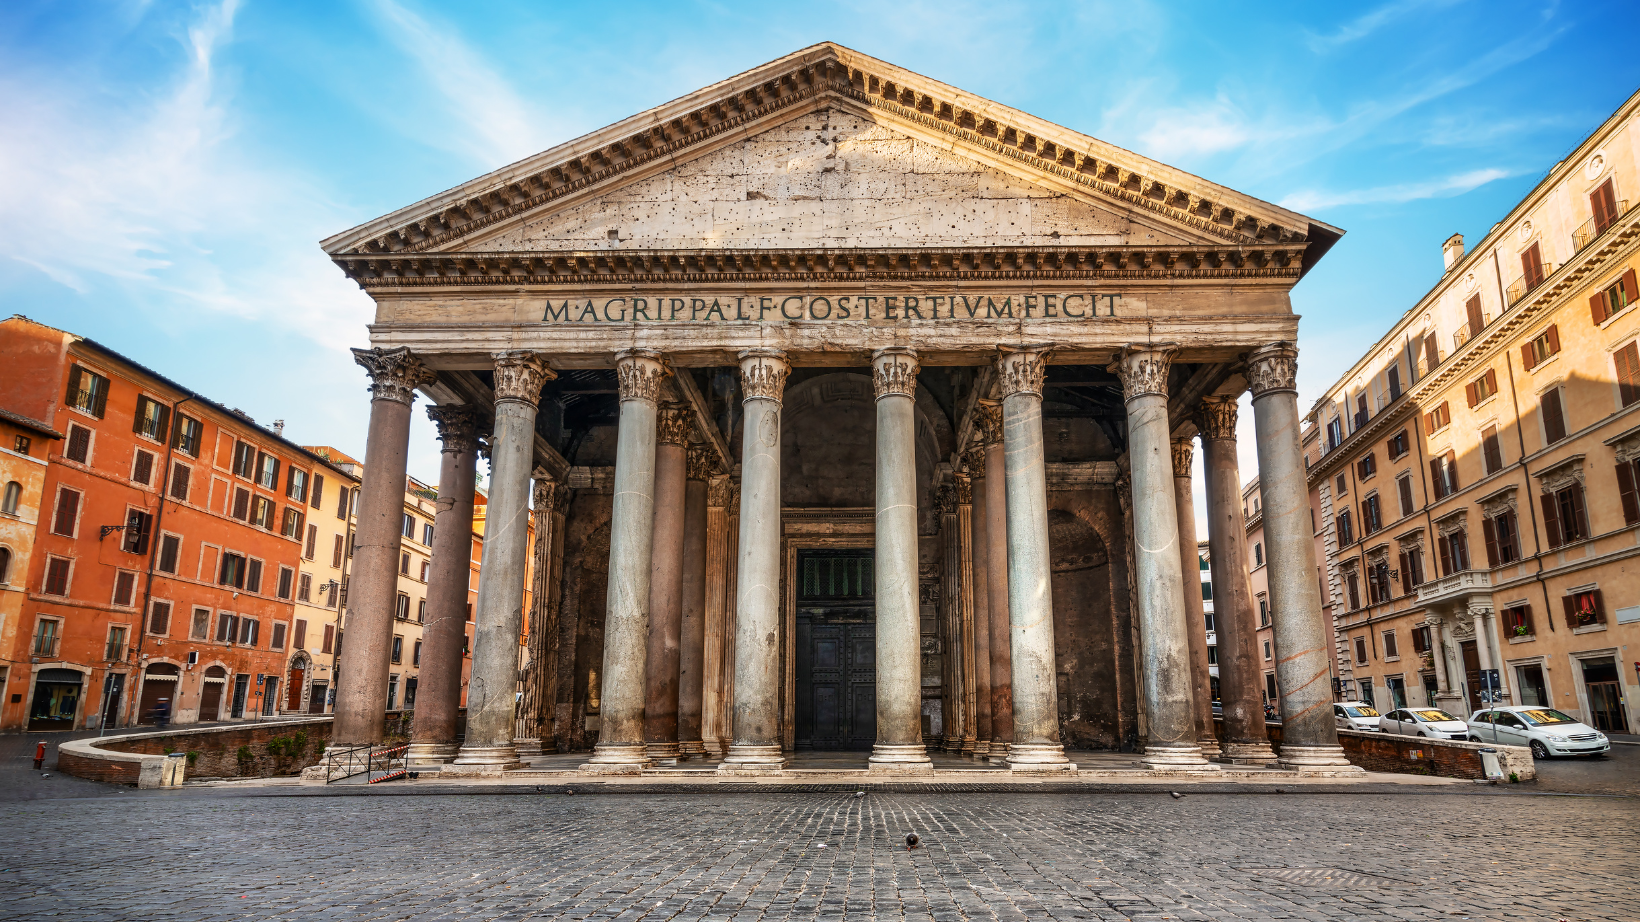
[1522,242,1544,287]
[1424,335,1439,372]
[1545,326,1560,355]
[1429,459,1444,498]
[1540,492,1563,547]
[1444,451,1458,492]
[286,466,296,497]
[1485,368,1497,393]
[1562,594,1576,629]
[1438,535,1453,575]
[1482,517,1499,567]
[1591,291,1611,325]
[1465,295,1483,334]
[1398,476,1414,515]
[131,397,146,434]
[1592,180,1616,230]
[311,474,324,509]
[53,489,79,536]
[1465,382,1479,408]
[64,365,83,407]
[1398,551,1410,595]
[66,425,89,463]
[322,624,335,653]
[1623,268,1639,304]
[1542,389,1566,443]
[1568,483,1589,538]
[1592,588,1606,623]
[1620,462,1640,524]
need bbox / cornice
[324,45,1322,261]
[336,244,1305,288]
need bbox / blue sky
[3,0,1638,494]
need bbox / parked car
[1467,707,1610,759]
[1378,708,1468,739]
[1333,702,1382,731]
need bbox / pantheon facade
[321,43,1354,775]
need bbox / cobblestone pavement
[1,787,1635,921]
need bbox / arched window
[0,547,10,583]
[1,481,20,515]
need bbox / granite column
[964,445,992,759]
[678,447,713,758]
[979,403,1013,763]
[643,404,692,764]
[1171,438,1220,758]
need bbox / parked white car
[1333,702,1382,731]
[1378,708,1469,739]
[1467,706,1611,759]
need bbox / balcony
[1573,201,1627,253]
[31,635,60,658]
[1415,569,1492,607]
[1452,315,1491,350]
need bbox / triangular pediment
[323,43,1340,267]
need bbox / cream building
[1304,88,1640,737]
[282,448,360,715]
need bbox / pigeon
[905,833,921,850]
[565,789,575,795]
[854,791,866,798]
[1169,791,1184,799]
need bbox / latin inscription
[539,292,1122,323]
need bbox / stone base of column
[1006,742,1076,773]
[513,737,543,757]
[443,745,527,775]
[1138,743,1219,772]
[717,744,788,774]
[942,735,963,753]
[1275,744,1364,775]
[1197,736,1222,759]
[868,743,934,774]
[987,740,1010,764]
[405,742,460,766]
[959,736,978,756]
[969,739,989,759]
[578,743,653,774]
[1217,740,1279,765]
[679,740,707,759]
[645,742,681,765]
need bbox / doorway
[28,669,83,731]
[1461,640,1481,714]
[231,674,250,718]
[200,667,227,721]
[794,549,876,750]
[1581,659,1630,733]
[137,664,180,724]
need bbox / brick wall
[59,718,333,785]
[1210,719,1535,780]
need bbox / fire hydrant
[33,741,46,770]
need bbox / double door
[795,616,876,750]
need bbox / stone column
[678,447,713,759]
[994,347,1074,772]
[1116,345,1213,771]
[1248,342,1359,773]
[449,352,554,774]
[964,445,992,759]
[869,348,933,774]
[937,482,963,753]
[1197,397,1277,764]
[701,477,735,757]
[331,348,433,750]
[517,475,567,757]
[1471,603,1497,704]
[642,403,692,765]
[1429,616,1465,712]
[407,404,480,765]
[1171,438,1220,758]
[980,402,1014,763]
[720,349,790,774]
[582,349,670,773]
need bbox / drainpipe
[127,396,194,729]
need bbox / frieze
[352,347,434,406]
[656,403,694,446]
[1196,395,1238,441]
[492,351,555,405]
[872,348,919,400]
[1247,342,1299,397]
[1535,455,1585,494]
[996,347,1050,398]
[1115,345,1174,402]
[426,404,481,453]
[1170,438,1193,478]
[614,349,670,403]
[739,349,790,402]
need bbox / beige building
[281,448,360,715]
[1304,88,1640,735]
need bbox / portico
[318,43,1354,776]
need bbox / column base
[1217,740,1279,765]
[969,739,990,759]
[1138,743,1219,772]
[942,735,963,753]
[444,745,527,775]
[959,736,978,756]
[868,743,934,774]
[405,741,460,766]
[717,744,788,775]
[679,740,707,759]
[578,742,653,774]
[987,740,1011,764]
[645,741,682,765]
[1197,736,1222,759]
[1276,744,1364,775]
[513,737,543,757]
[1006,742,1076,773]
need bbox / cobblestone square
[1,786,1634,921]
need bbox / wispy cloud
[1279,167,1512,211]
[1305,0,1461,52]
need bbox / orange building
[0,315,353,731]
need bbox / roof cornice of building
[0,406,63,439]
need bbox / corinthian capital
[657,402,694,445]
[974,400,1004,446]
[614,349,670,404]
[687,445,717,481]
[426,404,481,453]
[963,443,986,478]
[492,352,555,406]
[995,345,1051,398]
[738,349,789,403]
[1196,395,1238,441]
[532,477,560,512]
[954,472,972,505]
[1114,344,1176,403]
[872,347,919,400]
[1246,342,1299,398]
[352,347,435,406]
[1171,438,1194,478]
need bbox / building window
[255,452,280,490]
[1,480,19,515]
[332,534,345,568]
[1520,241,1545,292]
[1483,509,1519,566]
[286,468,309,503]
[1463,294,1485,341]
[419,560,429,582]
[1382,630,1398,660]
[271,622,287,651]
[1355,392,1369,429]
[1430,451,1459,499]
[246,559,262,594]
[51,486,82,537]
[402,513,415,539]
[1563,589,1604,629]
[1481,426,1503,475]
[216,612,237,643]
[64,423,91,464]
[172,414,202,456]
[298,573,312,603]
[322,624,335,654]
[1388,363,1402,401]
[1614,341,1640,410]
[412,640,422,666]
[120,509,152,555]
[281,507,303,539]
[336,486,350,520]
[32,618,62,657]
[13,435,30,456]
[147,600,171,636]
[1396,474,1416,518]
[395,592,410,621]
[1357,453,1376,479]
[1438,528,1470,575]
[1411,625,1431,653]
[1335,509,1354,546]
[1466,369,1497,407]
[387,674,399,710]
[294,619,307,649]
[191,607,211,641]
[310,473,325,509]
[1326,416,1343,450]
[423,523,434,545]
[1264,640,1273,662]
[1336,473,1347,496]
[0,546,10,583]
[133,395,170,442]
[152,533,180,574]
[1424,401,1450,433]
[1589,268,1637,324]
[1366,561,1391,604]
[43,556,72,596]
[1387,429,1409,460]
[168,461,191,502]
[1354,636,1369,664]
[276,566,294,600]
[417,598,427,622]
[105,625,129,663]
[1540,387,1567,445]
[1258,596,1269,627]
[219,552,247,589]
[231,487,251,521]
[232,441,256,478]
[112,570,137,608]
[238,617,259,647]
[391,635,404,664]
[1361,494,1382,535]
[1253,543,1263,567]
[65,365,110,418]
[1344,569,1361,609]
[131,449,155,486]
[1521,325,1561,371]
[1398,546,1425,592]
[251,496,275,530]
[1541,480,1590,547]
[1503,604,1534,637]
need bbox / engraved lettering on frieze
[426,404,481,453]
[492,351,555,405]
[352,347,435,406]
[537,292,1123,324]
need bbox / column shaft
[967,450,993,758]
[1116,346,1212,771]
[1248,343,1358,773]
[1198,397,1276,764]
[582,350,669,772]
[1171,439,1220,758]
[678,451,712,758]
[981,406,1013,762]
[451,352,554,773]
[517,478,565,756]
[643,405,690,764]
[332,348,431,750]
[408,405,480,764]
[700,478,733,756]
[939,487,963,753]
[720,350,790,773]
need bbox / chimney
[1442,233,1464,271]
[272,419,285,437]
